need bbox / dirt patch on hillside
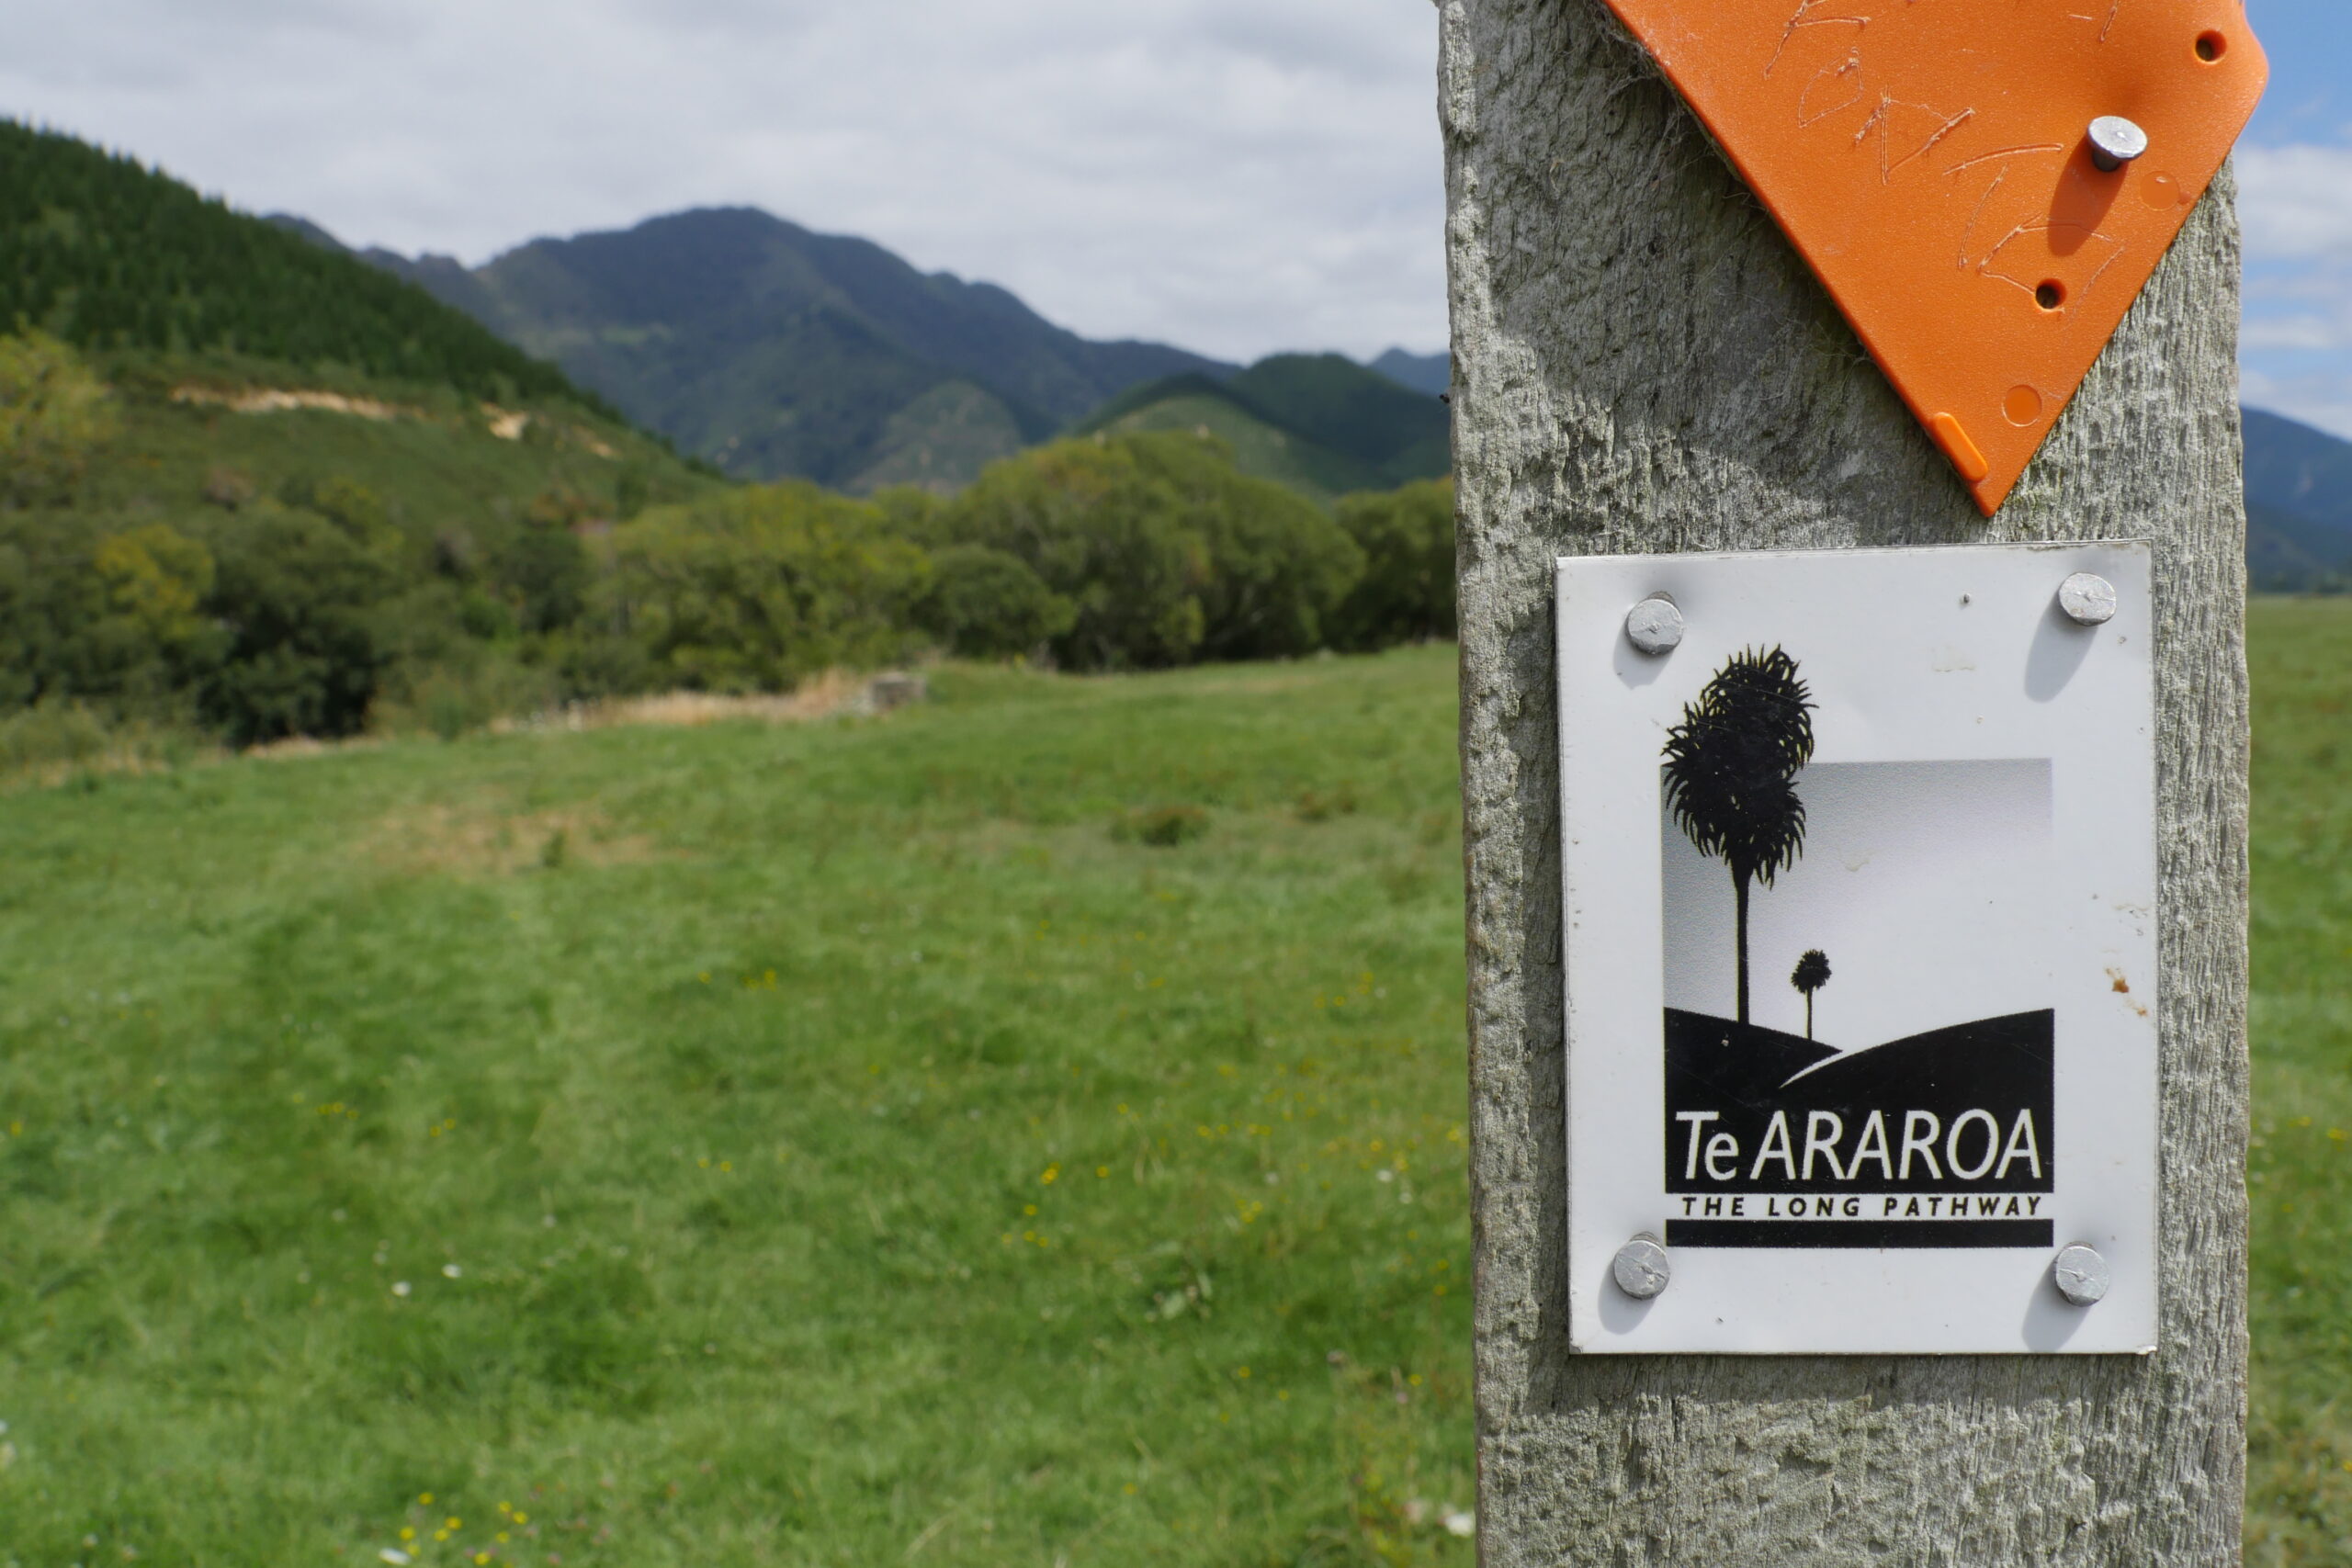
[165,386,619,457]
[170,385,415,421]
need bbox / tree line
[1,332,1455,752]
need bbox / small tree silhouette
[1663,647,1815,1023]
[1791,949,1831,1041]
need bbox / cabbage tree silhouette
[1791,948,1832,1041]
[1663,647,1815,1023]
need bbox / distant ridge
[1076,353,1450,504]
[300,206,1233,491]
[2244,407,2352,591]
[1368,348,1450,397]
[266,187,2343,551]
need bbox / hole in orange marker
[2035,280,2067,311]
[2196,31,2227,62]
[2004,385,2045,427]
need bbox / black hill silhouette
[1663,648,1816,1023]
[1663,1008,1838,1111]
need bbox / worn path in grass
[0,647,1473,1567]
[1,604,2347,1565]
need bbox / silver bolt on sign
[2058,572,2119,626]
[1625,595,1686,655]
[2087,116,2150,172]
[2052,1245,2112,1306]
[1612,1235,1672,1300]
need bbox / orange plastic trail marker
[1599,0,2267,513]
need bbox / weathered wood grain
[1442,1,2252,1561]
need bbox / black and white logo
[1657,649,2056,1250]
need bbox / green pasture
[0,645,1472,1566]
[2248,597,2352,1565]
[0,601,2345,1565]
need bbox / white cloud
[2243,314,2345,353]
[2242,366,2352,442]
[0,0,1448,363]
[2237,147,2352,437]
[2236,144,2352,258]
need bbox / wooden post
[1443,0,2252,1561]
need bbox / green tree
[1128,434,1363,662]
[604,482,929,691]
[1662,648,1815,1024]
[0,329,116,507]
[1329,479,1455,650]
[937,432,1363,670]
[198,502,399,744]
[915,544,1075,659]
[937,435,1211,670]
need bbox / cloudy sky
[2,1,2346,434]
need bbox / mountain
[300,208,1232,493]
[1075,353,1451,505]
[1368,348,1450,397]
[2244,408,2352,591]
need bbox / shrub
[915,544,1076,659]
[602,482,930,692]
[0,698,110,771]
[551,630,655,702]
[1329,479,1456,650]
[370,649,560,741]
[0,699,197,777]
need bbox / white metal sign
[1558,544,2158,1355]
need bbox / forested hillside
[0,122,599,412]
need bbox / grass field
[0,645,1473,1567]
[0,602,2345,1566]
[2247,598,2352,1565]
